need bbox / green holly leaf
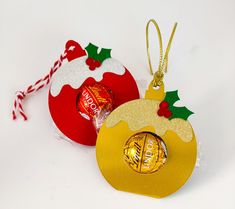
[164,90,180,106]
[85,43,111,63]
[85,43,98,58]
[163,90,194,120]
[169,106,194,120]
[98,48,112,63]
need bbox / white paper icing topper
[50,56,125,97]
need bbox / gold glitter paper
[106,99,193,142]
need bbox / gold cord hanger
[146,19,177,87]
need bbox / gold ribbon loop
[146,19,177,87]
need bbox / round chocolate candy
[77,83,113,121]
[123,132,167,174]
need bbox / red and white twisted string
[12,48,70,121]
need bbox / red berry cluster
[86,57,101,70]
[157,101,172,119]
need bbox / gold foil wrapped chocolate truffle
[124,132,167,174]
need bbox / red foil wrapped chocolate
[77,83,113,126]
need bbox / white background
[0,0,235,208]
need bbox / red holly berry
[94,60,101,68]
[86,58,101,70]
[157,101,172,119]
[164,109,172,118]
[157,109,164,117]
[86,57,94,66]
[89,64,96,71]
[159,101,169,109]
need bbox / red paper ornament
[48,41,139,145]
[12,40,139,146]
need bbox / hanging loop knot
[146,19,177,87]
[153,70,164,87]
[16,91,26,100]
[13,91,28,120]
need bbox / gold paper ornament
[96,19,197,198]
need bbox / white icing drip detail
[50,56,126,97]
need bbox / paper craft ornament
[96,20,197,198]
[12,40,139,146]
[49,41,139,145]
